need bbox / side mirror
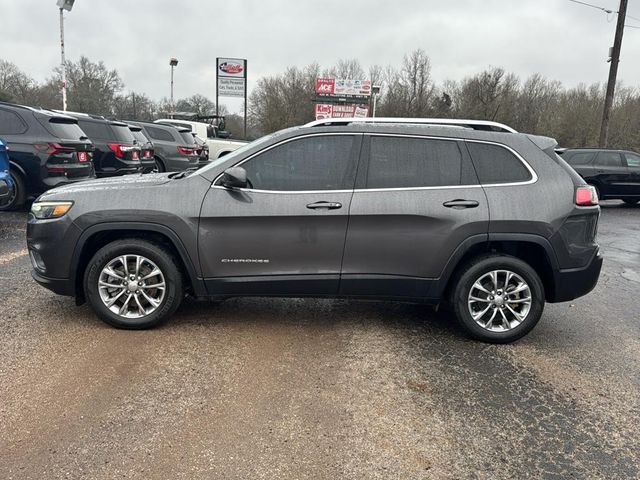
[221,167,248,189]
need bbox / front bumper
[548,251,603,302]
[31,269,75,297]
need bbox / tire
[84,239,184,329]
[622,199,639,205]
[451,255,545,343]
[0,171,25,211]
[153,157,165,173]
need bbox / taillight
[177,146,196,155]
[77,151,88,162]
[143,149,153,158]
[108,143,136,159]
[575,186,599,206]
[35,143,73,155]
[132,149,139,160]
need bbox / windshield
[196,131,284,175]
[111,124,136,143]
[131,130,149,145]
[178,131,196,145]
[40,118,87,141]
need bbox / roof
[304,117,517,133]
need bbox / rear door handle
[306,201,342,210]
[443,199,479,209]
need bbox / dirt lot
[0,202,638,479]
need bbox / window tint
[178,131,196,145]
[467,142,532,184]
[242,135,356,191]
[596,151,622,167]
[130,129,149,145]
[367,136,476,188]
[145,126,175,142]
[565,151,595,166]
[625,152,640,168]
[77,120,111,140]
[42,119,86,140]
[0,109,27,135]
[110,124,136,143]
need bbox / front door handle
[443,199,479,209]
[306,201,342,210]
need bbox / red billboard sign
[315,78,335,96]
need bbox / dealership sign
[218,77,245,98]
[315,78,371,99]
[315,104,369,120]
[217,58,246,78]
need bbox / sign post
[216,57,247,138]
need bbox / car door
[623,152,640,196]
[593,151,627,196]
[340,134,489,299]
[198,133,361,296]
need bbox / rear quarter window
[466,142,532,184]
[0,109,27,135]
[145,126,175,142]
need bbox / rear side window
[41,119,86,140]
[366,136,477,188]
[466,142,532,184]
[596,151,622,167]
[564,151,595,166]
[0,109,27,135]
[242,135,356,191]
[624,152,640,168]
[110,124,136,143]
[78,120,111,140]
[145,126,175,142]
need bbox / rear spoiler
[526,134,557,151]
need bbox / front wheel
[84,239,184,329]
[451,255,545,343]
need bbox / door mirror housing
[221,167,248,189]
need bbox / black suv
[0,102,94,210]
[127,124,156,173]
[128,121,199,172]
[27,118,602,343]
[560,148,640,204]
[63,113,142,177]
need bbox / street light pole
[59,7,67,111]
[169,58,178,119]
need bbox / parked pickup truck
[154,117,246,159]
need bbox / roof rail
[303,117,517,133]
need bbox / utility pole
[169,58,178,119]
[599,0,627,147]
[59,7,67,111]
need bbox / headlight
[31,201,73,219]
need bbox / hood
[39,172,173,200]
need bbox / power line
[568,0,615,14]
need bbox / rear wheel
[0,171,25,211]
[622,198,639,205]
[153,157,165,173]
[84,239,183,329]
[451,255,545,343]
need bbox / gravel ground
[0,201,638,479]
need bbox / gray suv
[27,118,602,343]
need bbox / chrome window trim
[211,132,361,193]
[211,132,538,194]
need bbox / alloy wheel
[98,255,166,319]
[467,269,532,332]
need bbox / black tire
[153,157,165,173]
[84,239,183,329]
[0,170,25,211]
[451,255,545,343]
[622,198,639,205]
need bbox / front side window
[241,135,356,191]
[366,136,477,189]
[624,152,640,168]
[467,142,532,184]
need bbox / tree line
[2,51,639,150]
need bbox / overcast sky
[1,0,639,114]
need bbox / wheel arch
[71,222,205,304]
[437,234,559,302]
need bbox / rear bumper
[31,269,75,297]
[548,251,603,303]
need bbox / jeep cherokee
[27,118,602,343]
